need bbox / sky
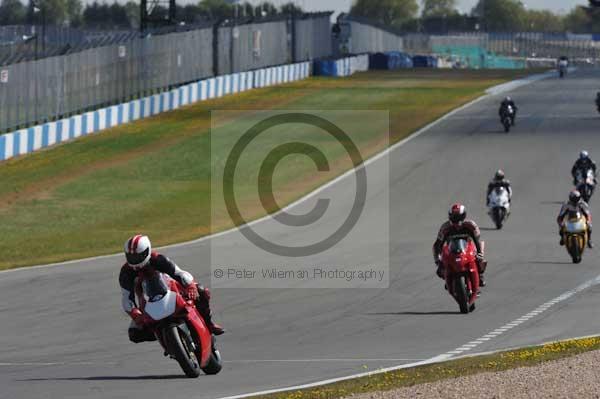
[228,0,589,16]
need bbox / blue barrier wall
[313,55,369,77]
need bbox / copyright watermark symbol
[210,111,390,288]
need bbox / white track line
[218,273,600,399]
[1,72,550,275]
[224,358,426,363]
[438,273,600,358]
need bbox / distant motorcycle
[559,66,566,78]
[135,270,223,378]
[575,168,596,203]
[439,236,483,314]
[595,93,600,113]
[558,58,568,78]
[488,186,510,229]
[500,105,515,133]
[563,211,588,264]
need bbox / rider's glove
[129,308,146,326]
[185,282,199,301]
[435,264,444,278]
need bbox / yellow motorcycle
[563,211,588,264]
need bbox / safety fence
[406,32,600,67]
[333,14,404,57]
[0,14,332,134]
[344,17,404,55]
[0,60,315,162]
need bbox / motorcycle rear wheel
[164,325,201,378]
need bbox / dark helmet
[569,190,582,205]
[494,169,505,181]
[448,203,467,225]
[580,150,589,161]
[504,96,512,102]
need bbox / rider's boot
[128,326,157,343]
[559,230,565,246]
[196,287,225,336]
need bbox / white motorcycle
[488,186,510,229]
[576,169,596,203]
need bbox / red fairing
[441,239,480,307]
[185,301,213,367]
[134,271,216,369]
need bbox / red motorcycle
[440,236,483,314]
[135,270,222,377]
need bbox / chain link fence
[343,16,404,55]
[406,32,600,69]
[0,14,333,133]
[0,27,214,132]
[6,13,600,134]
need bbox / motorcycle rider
[119,234,224,343]
[572,151,597,186]
[558,56,569,76]
[486,169,513,207]
[433,204,487,287]
[557,190,593,249]
[499,96,517,125]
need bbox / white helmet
[124,235,152,269]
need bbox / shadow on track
[366,311,460,316]
[480,227,500,231]
[529,261,572,265]
[19,375,185,381]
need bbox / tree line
[0,0,303,29]
[350,0,600,33]
[1,0,600,32]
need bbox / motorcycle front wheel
[454,276,470,314]
[163,325,201,378]
[567,235,583,264]
[201,336,223,375]
[493,207,504,229]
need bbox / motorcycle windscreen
[566,218,587,234]
[489,188,508,206]
[142,274,177,321]
[448,238,468,254]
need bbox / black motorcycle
[500,105,515,133]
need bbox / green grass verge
[254,336,600,399]
[0,69,538,270]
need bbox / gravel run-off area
[347,350,600,399]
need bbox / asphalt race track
[3,69,600,399]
